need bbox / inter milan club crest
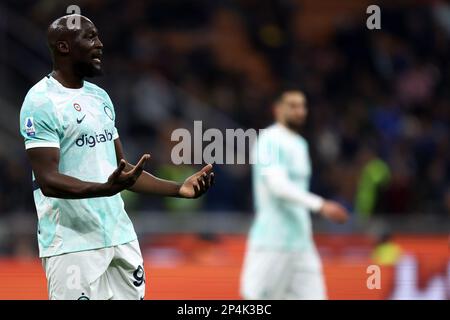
[73,103,81,112]
[103,103,114,120]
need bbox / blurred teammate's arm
[263,167,324,210]
[26,147,149,199]
[114,139,214,199]
[263,168,348,223]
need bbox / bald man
[19,15,214,300]
[240,91,349,300]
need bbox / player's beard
[74,61,103,78]
[285,118,305,133]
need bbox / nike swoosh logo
[76,115,86,124]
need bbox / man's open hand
[319,200,349,224]
[178,164,215,199]
[104,154,150,196]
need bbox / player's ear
[56,40,69,54]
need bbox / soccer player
[19,15,214,300]
[240,90,349,300]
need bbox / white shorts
[42,240,145,300]
[240,246,327,300]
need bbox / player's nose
[95,37,103,49]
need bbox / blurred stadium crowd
[0,0,449,219]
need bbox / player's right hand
[319,200,349,224]
[104,154,150,195]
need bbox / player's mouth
[91,51,103,64]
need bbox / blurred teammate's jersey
[249,123,314,251]
[19,75,137,258]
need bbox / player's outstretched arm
[264,167,349,223]
[114,139,214,198]
[26,147,149,199]
[125,162,214,198]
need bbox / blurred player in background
[240,90,349,300]
[19,15,214,300]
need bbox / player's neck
[277,122,301,136]
[51,67,84,89]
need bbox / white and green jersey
[249,123,316,251]
[19,75,137,258]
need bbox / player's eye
[85,32,96,40]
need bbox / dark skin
[27,15,214,200]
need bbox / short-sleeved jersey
[19,75,137,257]
[249,123,314,251]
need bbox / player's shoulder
[258,124,309,151]
[259,124,290,144]
[296,133,308,146]
[259,124,278,139]
[22,77,54,111]
[83,80,110,99]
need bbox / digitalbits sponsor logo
[76,130,114,148]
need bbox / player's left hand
[319,200,350,224]
[178,164,215,198]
